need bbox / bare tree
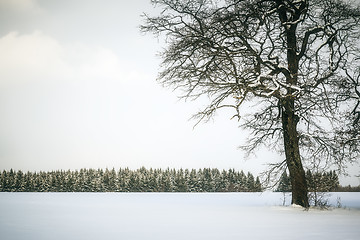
[141,0,360,207]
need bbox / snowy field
[0,192,359,240]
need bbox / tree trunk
[281,98,309,208]
[276,1,310,207]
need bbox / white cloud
[65,44,129,82]
[0,0,42,12]
[0,31,65,83]
[0,30,154,169]
[0,31,133,86]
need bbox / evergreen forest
[0,167,262,192]
[276,170,340,192]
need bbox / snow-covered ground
[0,192,359,240]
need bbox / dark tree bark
[281,97,309,207]
[276,0,310,206]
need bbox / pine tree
[246,172,255,192]
[174,169,188,192]
[276,171,292,192]
[255,177,262,192]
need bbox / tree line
[336,185,360,192]
[0,167,262,192]
[276,170,360,207]
[276,170,341,192]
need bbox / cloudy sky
[0,0,359,185]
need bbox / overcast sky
[0,0,359,186]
